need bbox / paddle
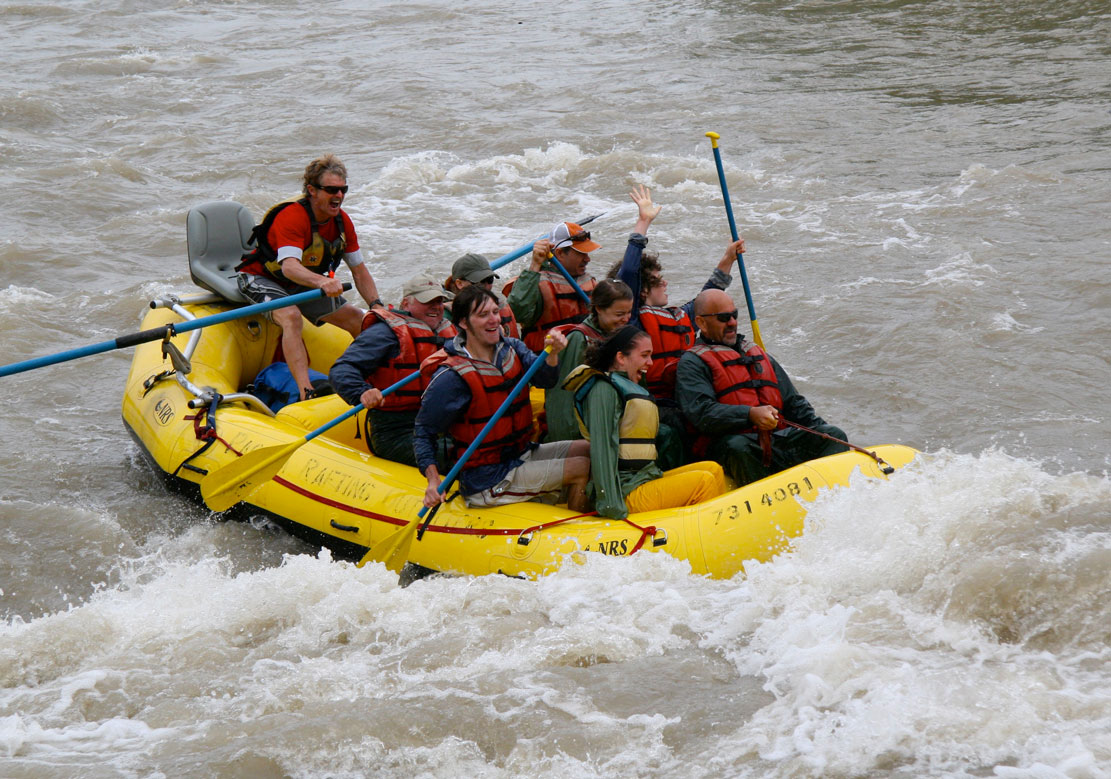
[200,370,421,512]
[360,345,554,573]
[488,212,606,271]
[778,419,894,474]
[0,284,352,378]
[545,253,591,305]
[705,131,765,349]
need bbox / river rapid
[1,1,1109,776]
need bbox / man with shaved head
[676,289,848,486]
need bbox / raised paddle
[0,284,351,378]
[488,212,606,271]
[200,371,422,512]
[545,253,591,305]
[360,345,555,573]
[705,131,765,349]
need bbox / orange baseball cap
[550,221,601,253]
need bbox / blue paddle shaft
[304,370,421,443]
[546,255,591,305]
[489,243,589,305]
[488,212,605,271]
[710,145,758,325]
[417,347,552,518]
[0,285,350,378]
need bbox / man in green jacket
[504,222,600,353]
[676,289,848,486]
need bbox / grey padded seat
[186,201,255,303]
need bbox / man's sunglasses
[314,184,349,195]
[701,309,738,323]
[569,230,591,243]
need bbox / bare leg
[321,304,365,339]
[562,454,591,513]
[272,306,312,400]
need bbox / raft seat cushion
[274,394,365,449]
[187,200,254,303]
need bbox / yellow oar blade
[357,518,420,574]
[200,439,304,512]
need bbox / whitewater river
[1,1,1109,776]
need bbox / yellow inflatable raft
[122,202,917,581]
[121,294,913,580]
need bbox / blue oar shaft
[490,242,535,271]
[707,134,764,348]
[710,145,757,325]
[304,371,421,443]
[0,286,346,378]
[546,255,591,305]
[710,145,741,242]
[488,212,606,271]
[417,346,552,518]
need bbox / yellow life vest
[564,365,659,471]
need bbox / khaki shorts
[237,273,347,326]
[465,441,574,508]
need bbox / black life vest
[237,197,346,287]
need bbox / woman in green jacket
[564,326,725,520]
[544,279,634,442]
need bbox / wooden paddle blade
[200,439,303,512]
[357,518,421,574]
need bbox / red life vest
[568,318,605,344]
[638,305,695,400]
[499,303,521,340]
[420,347,535,468]
[687,339,785,432]
[507,270,597,351]
[362,310,456,412]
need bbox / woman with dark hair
[544,279,635,442]
[562,326,725,520]
[606,186,742,402]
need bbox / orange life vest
[687,339,785,432]
[508,270,597,351]
[362,310,456,412]
[499,303,521,340]
[638,305,695,400]
[420,347,535,468]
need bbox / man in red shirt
[237,154,382,400]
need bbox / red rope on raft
[517,511,659,555]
